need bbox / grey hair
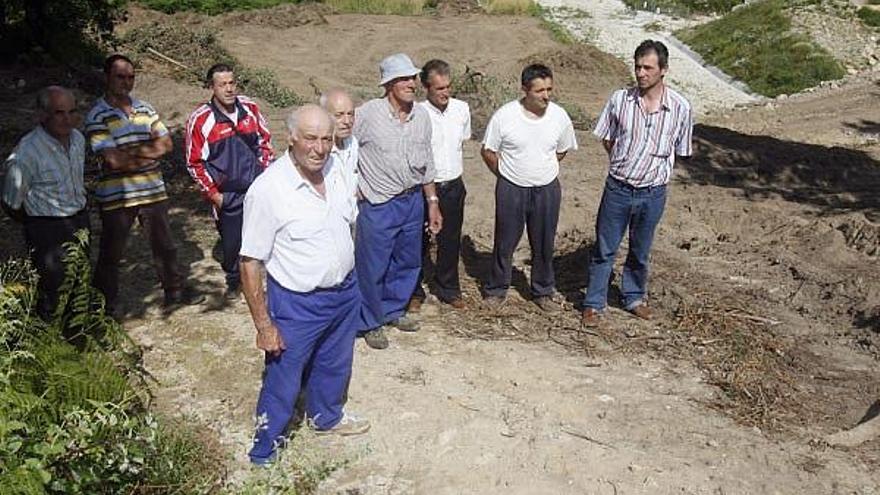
[36,86,75,113]
[285,104,335,136]
[318,88,352,109]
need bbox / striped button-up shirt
[594,86,694,188]
[85,96,170,211]
[354,98,435,205]
[2,126,86,217]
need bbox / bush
[0,232,223,494]
[858,6,880,27]
[676,0,844,97]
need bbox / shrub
[482,0,541,16]
[140,0,302,14]
[0,232,223,493]
[858,6,880,27]
[676,0,844,97]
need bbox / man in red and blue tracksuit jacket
[185,63,274,299]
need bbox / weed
[858,6,880,27]
[676,0,844,97]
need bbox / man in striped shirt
[87,54,203,314]
[2,86,89,316]
[185,63,274,301]
[582,40,694,327]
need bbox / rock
[847,67,859,75]
[776,93,788,100]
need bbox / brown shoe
[445,297,465,309]
[483,295,506,308]
[534,296,560,313]
[629,303,653,321]
[581,308,603,328]
[407,297,423,314]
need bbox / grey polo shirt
[354,97,435,204]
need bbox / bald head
[320,88,355,143]
[287,105,335,175]
[37,86,77,143]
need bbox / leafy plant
[858,6,880,27]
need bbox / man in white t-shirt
[410,59,472,310]
[480,63,577,311]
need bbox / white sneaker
[315,412,371,436]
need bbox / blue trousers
[249,272,360,464]
[583,176,667,311]
[355,189,424,330]
[216,191,244,289]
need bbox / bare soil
[1,7,879,494]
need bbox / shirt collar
[332,136,353,154]
[627,86,671,111]
[35,125,70,152]
[285,150,331,194]
[423,99,449,115]
[385,97,415,122]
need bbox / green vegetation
[140,0,301,15]
[0,0,125,63]
[676,0,844,97]
[482,0,541,16]
[540,15,577,45]
[622,0,744,15]
[0,232,224,493]
[121,23,304,107]
[325,0,427,14]
[858,6,880,27]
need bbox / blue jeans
[583,176,667,311]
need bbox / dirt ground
[2,6,880,494]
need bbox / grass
[858,6,880,27]
[482,0,541,15]
[139,0,304,14]
[324,0,427,14]
[622,0,744,16]
[676,0,844,97]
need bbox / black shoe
[164,287,206,308]
[362,328,389,349]
[225,285,241,302]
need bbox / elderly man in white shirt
[2,86,89,316]
[480,63,577,312]
[240,105,368,465]
[410,59,471,310]
[320,88,359,202]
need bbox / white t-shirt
[240,151,356,293]
[418,98,471,183]
[329,135,359,200]
[482,100,578,187]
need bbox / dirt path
[538,0,757,114]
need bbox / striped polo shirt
[85,97,170,210]
[594,86,694,188]
[2,126,86,217]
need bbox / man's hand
[209,191,224,210]
[255,323,286,357]
[427,202,443,235]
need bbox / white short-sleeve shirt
[418,98,471,183]
[330,135,359,201]
[482,100,578,187]
[240,151,356,292]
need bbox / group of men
[2,39,693,464]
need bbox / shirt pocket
[284,216,325,241]
[651,130,676,159]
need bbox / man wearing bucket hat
[353,53,442,350]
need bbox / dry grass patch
[482,0,540,15]
[325,0,428,14]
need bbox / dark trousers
[23,210,90,317]
[93,200,182,310]
[414,177,467,302]
[584,176,667,311]
[484,176,561,298]
[216,191,244,289]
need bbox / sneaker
[315,412,371,436]
[363,328,389,349]
[388,315,420,332]
[407,297,423,314]
[534,295,560,313]
[581,308,603,328]
[163,287,206,308]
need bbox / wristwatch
[427,195,440,203]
